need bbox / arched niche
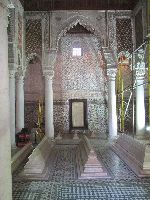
[24,55,44,130]
[24,54,44,102]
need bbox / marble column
[16,72,24,132]
[107,69,118,138]
[0,2,12,199]
[44,70,54,138]
[135,68,146,137]
[9,70,16,147]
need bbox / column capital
[9,69,16,79]
[16,68,25,82]
[43,70,54,80]
[107,68,117,81]
[135,68,145,80]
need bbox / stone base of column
[108,133,118,140]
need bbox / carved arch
[56,15,103,49]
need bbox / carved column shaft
[9,70,16,147]
[16,72,24,132]
[107,69,117,138]
[44,70,54,138]
[0,3,12,200]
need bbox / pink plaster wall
[24,60,44,102]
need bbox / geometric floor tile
[12,139,150,200]
[13,180,150,200]
[57,181,150,200]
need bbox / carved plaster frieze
[115,10,132,18]
[25,10,133,57]
[25,11,45,20]
[107,68,117,80]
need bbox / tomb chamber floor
[13,139,150,200]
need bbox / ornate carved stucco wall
[24,10,134,135]
[25,10,132,52]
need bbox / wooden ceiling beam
[23,0,139,11]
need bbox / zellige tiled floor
[12,139,150,200]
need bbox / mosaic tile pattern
[13,139,150,200]
[57,181,150,200]
[88,102,108,137]
[60,35,105,92]
[53,104,70,134]
[24,35,108,136]
[13,179,150,200]
[49,145,78,181]
[52,35,108,136]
